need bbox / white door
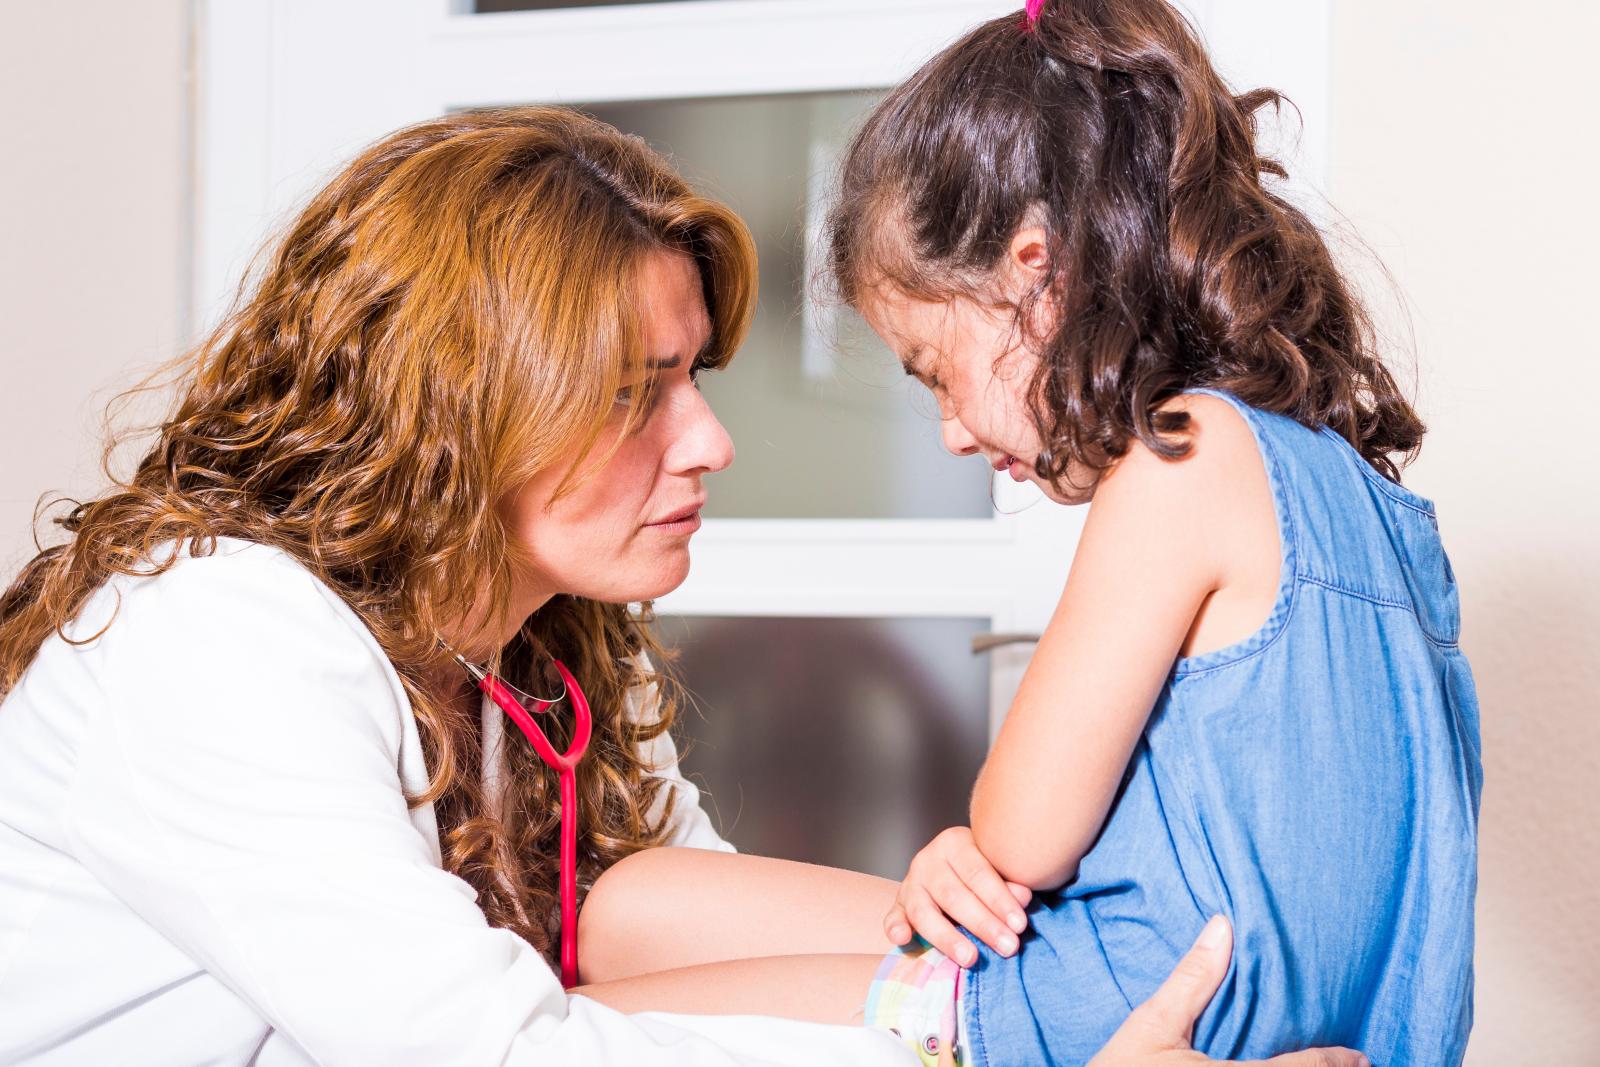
[196,0,1328,874]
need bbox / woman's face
[857,227,1090,505]
[498,248,732,632]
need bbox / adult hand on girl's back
[1089,916,1369,1067]
[885,826,1031,966]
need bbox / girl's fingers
[950,852,1030,936]
[928,873,1021,958]
[903,886,978,966]
[883,902,913,946]
[1005,880,1033,910]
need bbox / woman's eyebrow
[655,335,715,371]
[695,333,715,364]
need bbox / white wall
[1328,2,1600,1062]
[0,1,1595,1061]
[0,0,193,577]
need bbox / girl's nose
[939,412,982,458]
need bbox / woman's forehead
[635,248,711,362]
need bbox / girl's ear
[1009,226,1050,274]
[1006,226,1053,331]
[1004,225,1058,344]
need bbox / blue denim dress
[963,388,1482,1066]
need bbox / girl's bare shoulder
[1099,392,1263,503]
[1092,392,1277,600]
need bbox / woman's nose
[666,388,735,475]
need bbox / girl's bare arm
[971,396,1275,890]
[572,952,883,1024]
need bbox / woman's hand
[884,826,1032,966]
[1089,916,1369,1067]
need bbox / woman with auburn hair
[0,105,1354,1066]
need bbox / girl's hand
[884,826,1032,966]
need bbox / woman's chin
[585,554,692,606]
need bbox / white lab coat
[0,536,912,1066]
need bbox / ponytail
[825,0,1422,486]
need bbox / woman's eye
[614,384,662,432]
[615,381,653,408]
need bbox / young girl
[575,1,1478,1064]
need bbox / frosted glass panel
[586,92,994,520]
[652,615,990,880]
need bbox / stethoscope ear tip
[450,651,489,684]
[436,636,491,687]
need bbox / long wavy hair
[825,0,1423,489]
[0,106,757,963]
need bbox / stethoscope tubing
[477,658,592,989]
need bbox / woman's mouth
[646,502,704,535]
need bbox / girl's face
[489,248,732,646]
[857,227,1090,505]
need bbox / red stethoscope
[449,646,592,989]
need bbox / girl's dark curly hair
[826,0,1422,489]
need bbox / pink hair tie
[1025,0,1047,27]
